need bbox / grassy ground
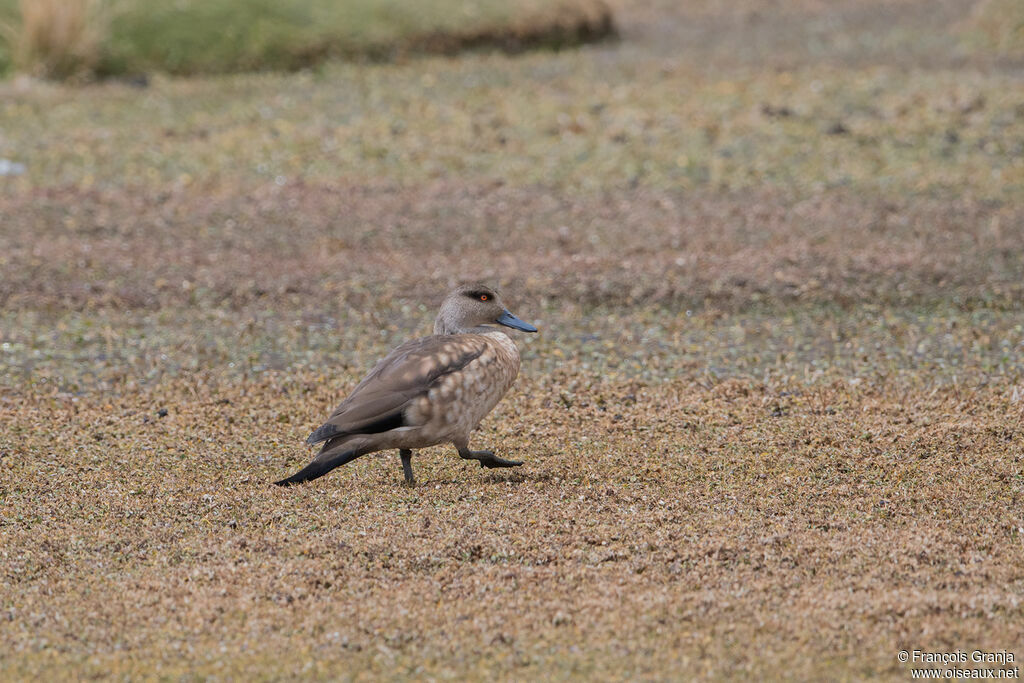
[0,0,613,77]
[2,0,1024,679]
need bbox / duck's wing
[305,335,487,446]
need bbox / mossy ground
[1,0,1023,679]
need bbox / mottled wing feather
[305,335,487,445]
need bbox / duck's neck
[433,318,504,336]
[433,315,456,335]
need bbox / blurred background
[1,0,1021,388]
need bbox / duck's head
[434,285,538,336]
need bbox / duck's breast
[408,331,521,440]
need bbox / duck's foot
[400,449,416,485]
[458,447,523,469]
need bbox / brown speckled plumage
[275,285,537,486]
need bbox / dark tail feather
[274,447,365,486]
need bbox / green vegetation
[2,57,1021,201]
[0,0,612,77]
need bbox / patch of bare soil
[2,181,1021,312]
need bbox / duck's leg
[399,449,415,485]
[455,441,522,469]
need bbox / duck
[275,285,538,486]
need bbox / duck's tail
[274,444,366,486]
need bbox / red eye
[479,294,489,301]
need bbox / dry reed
[13,0,104,79]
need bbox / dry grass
[9,0,103,79]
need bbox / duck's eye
[479,294,490,301]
